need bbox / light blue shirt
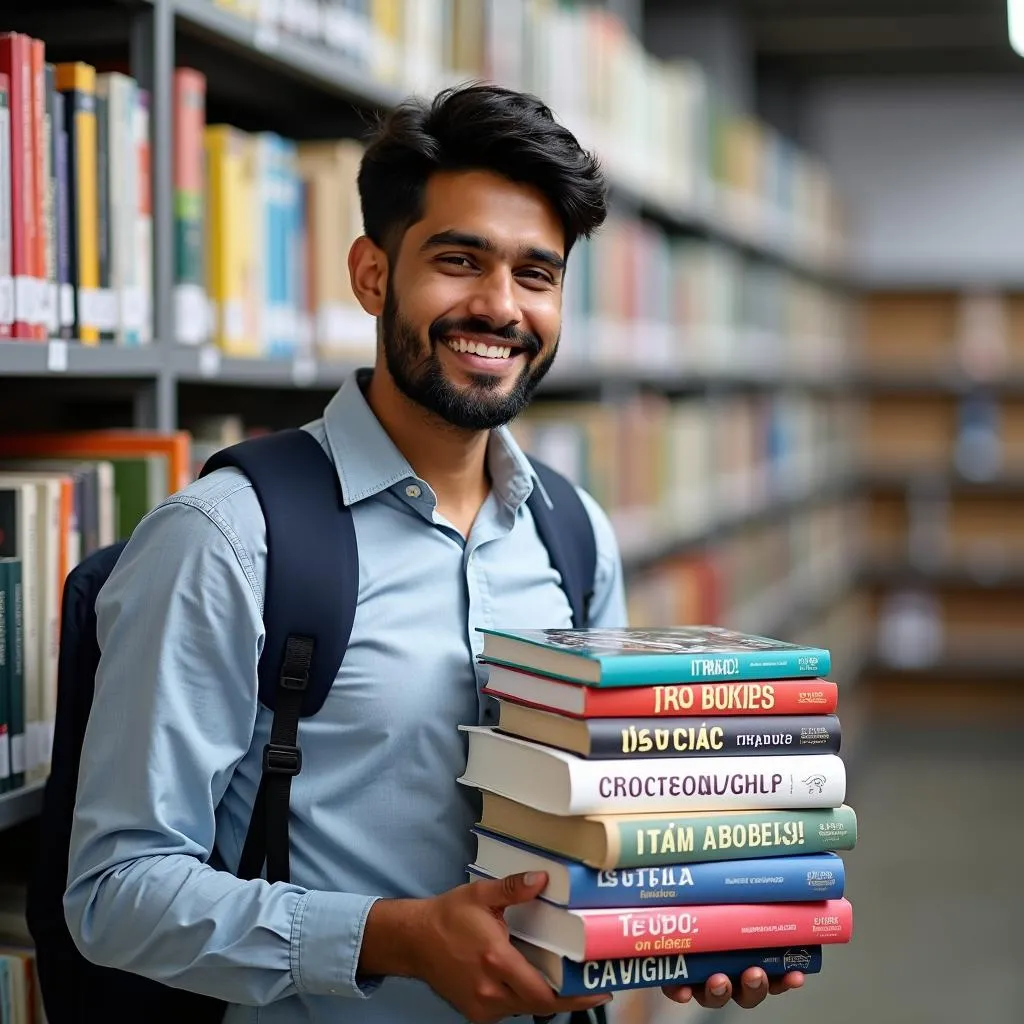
[64,368,628,1023]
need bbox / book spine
[0,72,12,338]
[483,676,839,718]
[611,804,857,868]
[135,88,152,344]
[173,68,207,344]
[54,89,73,340]
[29,37,46,340]
[0,34,32,338]
[587,714,841,759]
[2,559,24,789]
[546,944,823,996]
[563,852,844,908]
[579,898,852,960]
[0,561,11,793]
[569,751,846,815]
[94,85,112,341]
[43,62,58,339]
[598,646,831,687]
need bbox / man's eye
[439,255,475,269]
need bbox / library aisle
[722,690,1024,1024]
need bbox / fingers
[474,871,549,910]
[662,968,807,1010]
[497,944,611,1019]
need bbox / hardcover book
[477,626,831,686]
[513,938,824,996]
[459,726,847,816]
[477,792,859,870]
[470,828,846,907]
[482,663,839,718]
[500,895,853,961]
[495,701,842,759]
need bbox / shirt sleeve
[63,493,380,1005]
[574,486,630,628]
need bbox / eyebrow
[420,230,566,272]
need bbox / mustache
[428,316,541,355]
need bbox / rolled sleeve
[293,891,382,997]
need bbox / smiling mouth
[441,336,526,361]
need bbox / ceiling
[644,0,1024,79]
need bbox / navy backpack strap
[525,458,597,628]
[199,428,357,884]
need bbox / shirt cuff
[291,890,382,998]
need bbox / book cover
[495,701,842,759]
[514,939,823,996]
[478,792,858,870]
[501,896,853,961]
[470,828,845,907]
[459,726,847,816]
[0,559,25,790]
[0,71,11,339]
[482,663,839,718]
[478,626,830,686]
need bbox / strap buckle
[280,672,308,691]
[262,742,302,776]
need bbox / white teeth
[445,337,514,360]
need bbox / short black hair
[357,82,607,259]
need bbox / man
[63,83,805,1023]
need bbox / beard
[380,283,557,431]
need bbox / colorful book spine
[0,71,12,339]
[42,62,58,339]
[471,833,845,907]
[0,561,10,793]
[482,672,839,719]
[56,61,100,344]
[0,34,33,339]
[135,88,152,344]
[173,67,207,345]
[0,559,24,790]
[504,897,853,961]
[516,941,823,996]
[53,87,73,340]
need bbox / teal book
[0,558,25,789]
[477,627,830,687]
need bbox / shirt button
[405,484,421,499]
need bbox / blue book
[477,626,830,686]
[513,938,823,996]
[470,828,845,907]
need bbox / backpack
[24,427,600,1024]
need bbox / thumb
[476,871,548,909]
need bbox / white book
[458,726,846,816]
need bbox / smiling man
[62,84,805,1024]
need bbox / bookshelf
[0,0,863,834]
[856,288,1024,692]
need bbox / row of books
[0,33,153,344]
[0,888,41,1024]
[208,0,848,264]
[624,500,860,633]
[0,430,189,792]
[510,392,860,549]
[458,625,855,1000]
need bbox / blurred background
[0,0,1022,1021]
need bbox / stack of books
[458,625,856,999]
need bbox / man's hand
[663,967,805,1009]
[361,871,611,1024]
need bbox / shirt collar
[322,368,549,510]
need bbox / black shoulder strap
[199,428,357,884]
[525,458,597,629]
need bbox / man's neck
[364,366,492,536]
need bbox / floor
[613,681,1024,1024]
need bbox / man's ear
[348,235,389,317]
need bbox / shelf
[172,0,403,110]
[863,468,1024,495]
[172,345,361,388]
[853,366,1024,396]
[620,472,858,575]
[0,341,163,378]
[0,781,45,833]
[862,558,1024,590]
[168,0,846,284]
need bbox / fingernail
[710,981,728,996]
[744,974,766,990]
[523,872,538,885]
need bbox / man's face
[380,169,565,430]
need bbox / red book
[503,898,853,961]
[482,664,838,719]
[0,32,33,339]
[29,36,46,340]
[0,71,11,339]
